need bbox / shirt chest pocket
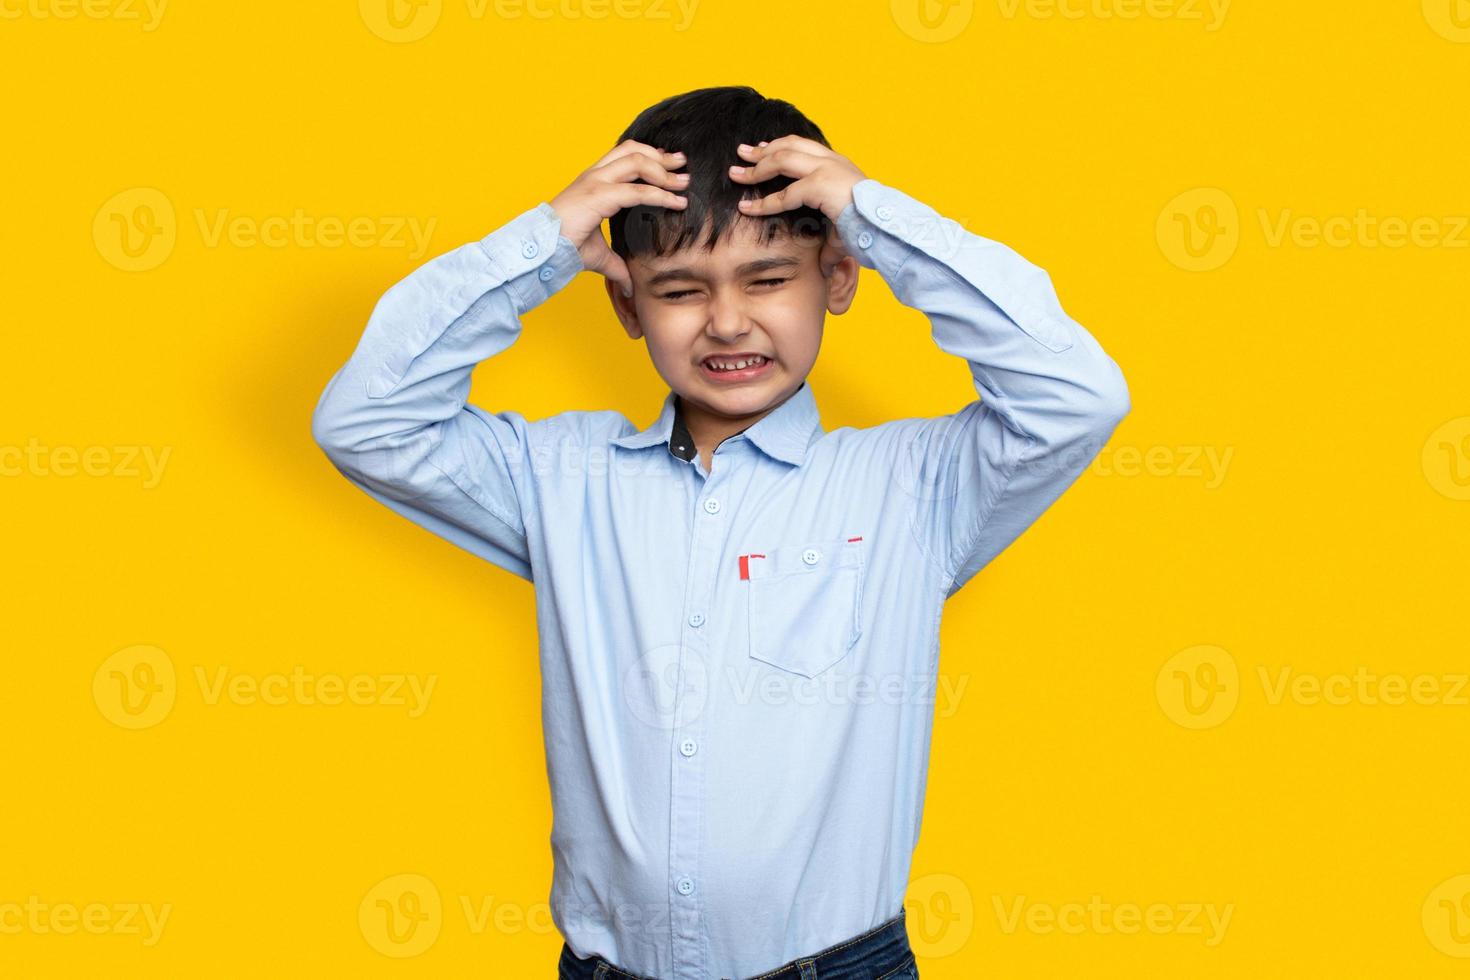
[743,537,865,679]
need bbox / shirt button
[857,231,874,249]
[675,876,695,896]
[875,205,894,221]
[679,738,698,757]
[521,240,539,259]
[538,265,554,282]
[802,548,821,566]
[688,612,705,628]
[702,498,721,515]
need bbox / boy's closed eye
[657,276,794,301]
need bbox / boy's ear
[823,253,860,316]
[605,277,644,340]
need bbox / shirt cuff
[835,178,920,274]
[478,202,584,313]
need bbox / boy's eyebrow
[644,255,802,288]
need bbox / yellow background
[3,0,1469,976]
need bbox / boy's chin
[683,373,791,419]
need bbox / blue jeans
[557,906,919,980]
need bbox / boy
[312,86,1129,980]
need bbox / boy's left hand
[728,135,866,277]
[728,136,864,223]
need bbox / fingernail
[623,285,633,298]
[729,165,745,174]
[757,140,769,147]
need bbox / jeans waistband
[740,906,912,979]
[558,905,913,980]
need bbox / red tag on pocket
[738,554,766,580]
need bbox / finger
[592,138,658,168]
[736,181,813,217]
[605,253,634,298]
[580,235,633,297]
[593,139,685,172]
[610,182,689,211]
[728,148,824,184]
[737,135,833,162]
[595,151,689,191]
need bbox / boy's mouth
[699,352,774,382]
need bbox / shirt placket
[667,448,729,980]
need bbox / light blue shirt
[312,178,1129,979]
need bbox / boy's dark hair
[609,86,831,260]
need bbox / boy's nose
[704,295,753,342]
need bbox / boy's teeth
[707,355,766,371]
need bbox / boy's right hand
[549,140,690,298]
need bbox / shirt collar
[610,381,823,467]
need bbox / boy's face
[607,217,859,423]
